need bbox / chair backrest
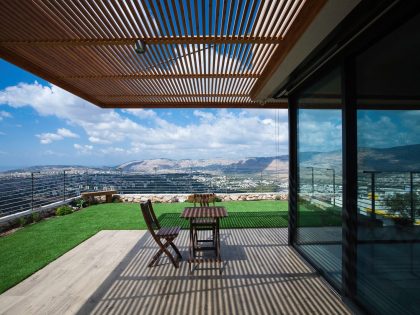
[140,200,161,235]
[193,193,216,207]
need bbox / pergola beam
[97,93,250,98]
[0,36,282,47]
[101,101,288,109]
[63,73,260,80]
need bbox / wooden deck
[0,229,353,315]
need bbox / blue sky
[2,58,420,170]
[0,59,288,169]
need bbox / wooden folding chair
[191,193,217,250]
[140,200,182,268]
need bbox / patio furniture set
[140,193,228,273]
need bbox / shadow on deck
[76,228,351,315]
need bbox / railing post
[327,168,336,206]
[363,171,379,220]
[410,171,414,221]
[63,170,66,201]
[332,169,336,206]
[31,172,35,211]
[371,172,376,220]
[311,167,314,198]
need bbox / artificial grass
[0,200,340,294]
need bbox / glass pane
[357,13,420,107]
[355,11,420,314]
[296,67,343,288]
[357,110,420,315]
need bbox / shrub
[19,216,32,227]
[384,193,415,219]
[56,205,73,216]
[112,195,122,203]
[70,198,87,209]
[214,196,222,202]
[32,212,42,222]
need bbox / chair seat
[156,226,181,238]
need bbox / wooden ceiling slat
[186,0,194,37]
[214,0,220,36]
[130,1,153,37]
[79,1,115,38]
[30,1,75,39]
[267,0,289,37]
[86,0,118,38]
[249,0,265,36]
[143,0,163,37]
[57,1,97,38]
[103,1,133,38]
[280,0,306,37]
[170,0,182,36]
[67,1,104,39]
[0,36,282,46]
[0,0,320,108]
[273,0,295,37]
[223,0,234,38]
[242,0,257,35]
[259,0,281,38]
[155,1,171,37]
[250,0,327,98]
[208,0,213,36]
[163,0,177,36]
[194,0,200,36]
[237,0,252,37]
[40,0,90,39]
[230,0,241,38]
[118,1,143,37]
[102,101,287,109]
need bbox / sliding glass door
[295,67,343,288]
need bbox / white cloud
[36,128,79,144]
[57,128,78,138]
[0,82,289,160]
[74,143,94,154]
[193,110,215,122]
[0,110,12,121]
[122,109,157,119]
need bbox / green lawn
[0,200,340,294]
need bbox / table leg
[189,220,193,273]
[216,218,221,273]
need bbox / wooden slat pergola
[0,0,325,109]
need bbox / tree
[384,192,418,226]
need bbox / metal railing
[298,166,420,222]
[0,170,287,218]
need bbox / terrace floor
[0,228,353,315]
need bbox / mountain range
[3,144,420,174]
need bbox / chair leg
[162,245,179,268]
[169,240,182,259]
[148,239,180,268]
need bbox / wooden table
[181,206,228,273]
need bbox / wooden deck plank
[0,229,353,315]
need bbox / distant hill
[4,144,420,174]
[359,144,420,172]
[299,144,420,172]
[2,165,113,173]
[116,156,289,174]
